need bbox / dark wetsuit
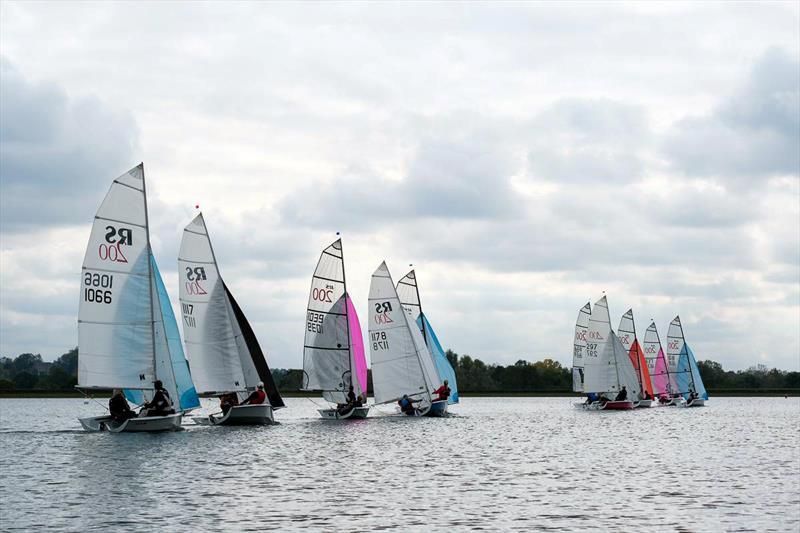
[143,388,174,416]
[109,394,135,422]
[615,389,628,401]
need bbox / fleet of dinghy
[396,270,459,406]
[77,164,199,432]
[178,213,285,425]
[368,262,446,416]
[301,239,370,419]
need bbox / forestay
[572,302,591,393]
[78,164,155,390]
[397,270,458,404]
[369,262,438,405]
[618,309,654,399]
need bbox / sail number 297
[371,331,389,351]
[83,272,113,304]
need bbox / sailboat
[77,164,199,432]
[618,309,655,408]
[396,269,458,410]
[572,302,591,396]
[301,239,369,419]
[582,295,641,410]
[369,262,444,417]
[178,213,285,425]
[642,321,679,405]
[667,316,708,407]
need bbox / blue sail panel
[687,345,708,400]
[418,313,459,404]
[676,344,708,400]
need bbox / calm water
[0,397,798,532]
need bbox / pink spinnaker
[653,348,670,396]
[346,295,368,394]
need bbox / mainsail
[302,239,366,403]
[369,262,439,405]
[397,270,459,404]
[643,321,673,397]
[572,302,591,393]
[618,309,654,399]
[78,164,198,411]
[178,213,283,407]
[668,316,708,400]
[583,296,640,398]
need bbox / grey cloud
[0,58,140,232]
[664,48,800,184]
[647,186,761,228]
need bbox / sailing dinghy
[667,316,708,407]
[582,296,641,410]
[369,262,444,417]
[396,269,458,415]
[301,239,369,419]
[618,309,655,408]
[77,164,198,432]
[642,321,679,405]
[178,213,285,425]
[572,302,591,401]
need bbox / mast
[140,163,158,383]
[412,270,428,347]
[339,237,353,392]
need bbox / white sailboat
[301,239,369,419]
[667,316,708,407]
[572,302,591,395]
[368,262,444,417]
[77,164,193,432]
[582,295,641,410]
[178,213,285,425]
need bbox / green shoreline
[1,389,797,398]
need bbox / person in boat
[109,389,136,422]
[688,389,698,402]
[584,392,599,405]
[432,380,451,403]
[219,392,239,415]
[240,382,267,405]
[398,394,421,415]
[354,394,365,407]
[614,386,628,402]
[337,385,357,416]
[598,394,609,405]
[141,380,175,417]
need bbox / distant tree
[13,371,38,389]
[0,378,14,390]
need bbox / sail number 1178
[371,331,389,351]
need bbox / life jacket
[251,389,267,405]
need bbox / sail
[677,344,708,400]
[618,309,654,398]
[78,164,155,390]
[583,296,640,397]
[643,322,673,396]
[397,270,457,403]
[572,302,591,392]
[369,262,434,405]
[178,214,248,395]
[346,295,368,399]
[302,240,351,396]
[419,313,459,404]
[612,331,642,399]
[667,316,689,394]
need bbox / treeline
[1,348,798,392]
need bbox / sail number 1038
[83,272,113,304]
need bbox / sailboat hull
[583,400,635,410]
[634,399,653,408]
[78,413,183,432]
[423,400,448,417]
[680,398,706,408]
[209,404,275,425]
[318,406,371,420]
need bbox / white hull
[581,400,635,411]
[79,413,183,433]
[680,398,706,408]
[634,399,653,408]
[318,406,370,420]
[208,404,275,425]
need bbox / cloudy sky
[1,2,798,371]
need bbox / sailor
[614,386,628,402]
[432,380,451,403]
[337,385,357,416]
[109,389,135,422]
[141,380,174,417]
[241,382,267,405]
[398,394,420,415]
[584,392,599,404]
[219,392,239,415]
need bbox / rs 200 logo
[98,225,133,263]
[185,266,207,295]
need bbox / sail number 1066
[371,331,389,351]
[83,272,113,304]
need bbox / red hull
[601,400,635,410]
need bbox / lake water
[0,397,798,531]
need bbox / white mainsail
[78,164,155,389]
[368,262,438,405]
[178,213,250,395]
[582,296,640,398]
[572,302,591,392]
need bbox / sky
[1,1,798,371]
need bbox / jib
[186,267,207,281]
[105,226,133,245]
[374,302,392,313]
